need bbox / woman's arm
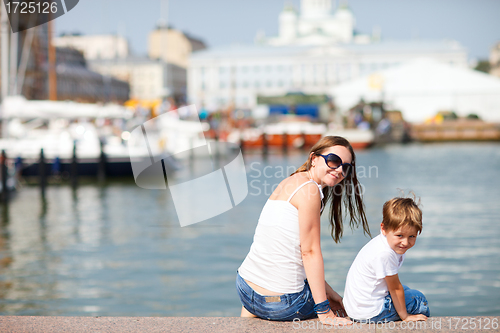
[298,191,326,304]
[295,184,351,325]
[385,274,427,321]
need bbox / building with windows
[89,58,185,101]
[56,29,202,102]
[188,0,467,111]
[149,26,206,68]
[1,22,129,103]
[54,34,129,60]
[53,48,130,103]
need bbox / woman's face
[310,145,353,188]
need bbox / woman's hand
[317,310,353,326]
[325,282,348,318]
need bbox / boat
[0,96,178,177]
[228,120,374,150]
[228,120,326,149]
[323,127,375,149]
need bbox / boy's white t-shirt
[343,232,405,320]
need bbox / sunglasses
[316,153,353,177]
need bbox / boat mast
[1,0,9,99]
[160,0,169,99]
[48,14,57,100]
[17,14,38,95]
[160,0,169,51]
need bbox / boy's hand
[325,281,348,317]
[327,294,347,318]
[404,314,428,321]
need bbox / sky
[54,0,500,61]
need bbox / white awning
[331,59,500,122]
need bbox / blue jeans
[367,285,430,322]
[235,272,316,321]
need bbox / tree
[475,60,491,73]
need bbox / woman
[236,136,371,325]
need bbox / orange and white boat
[228,121,326,149]
[228,121,374,150]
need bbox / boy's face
[381,223,419,255]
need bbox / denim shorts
[235,272,316,321]
[361,285,430,323]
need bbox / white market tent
[331,59,500,123]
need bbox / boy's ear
[380,222,386,235]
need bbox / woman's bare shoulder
[269,172,313,201]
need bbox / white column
[1,0,10,100]
[9,10,18,95]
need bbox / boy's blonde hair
[382,196,422,233]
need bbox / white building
[262,1,369,46]
[331,59,500,122]
[188,0,468,111]
[189,42,467,111]
[89,58,186,101]
[54,34,129,60]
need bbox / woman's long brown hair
[291,136,371,243]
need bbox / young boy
[343,197,430,322]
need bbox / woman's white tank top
[238,180,324,294]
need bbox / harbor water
[0,142,499,317]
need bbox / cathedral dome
[334,4,354,19]
[300,0,332,19]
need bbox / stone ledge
[0,316,498,332]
